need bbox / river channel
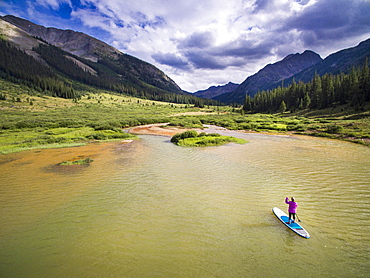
[0,128,369,277]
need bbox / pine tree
[311,73,323,108]
[298,98,303,110]
[243,95,252,112]
[322,74,334,108]
[279,100,287,113]
[303,91,311,109]
[359,57,370,102]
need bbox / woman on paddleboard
[285,197,297,224]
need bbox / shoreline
[128,123,291,138]
[1,123,368,155]
[128,123,203,137]
[129,123,370,146]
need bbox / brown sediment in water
[128,123,289,139]
[129,123,370,147]
[129,123,201,137]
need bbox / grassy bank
[0,80,223,153]
[1,79,369,153]
[134,105,369,147]
[177,106,370,146]
[0,126,137,154]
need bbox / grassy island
[171,130,247,147]
[58,157,93,166]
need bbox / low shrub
[171,131,247,146]
[171,130,198,143]
[287,124,307,131]
[59,158,93,166]
[169,117,203,128]
[325,125,343,134]
[88,133,107,140]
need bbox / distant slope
[215,51,323,104]
[193,82,239,99]
[0,15,220,105]
[1,15,182,95]
[281,38,370,86]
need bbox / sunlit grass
[171,131,247,147]
[1,78,369,152]
[0,126,137,154]
[176,135,247,147]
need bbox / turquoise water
[0,129,369,277]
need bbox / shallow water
[0,129,369,277]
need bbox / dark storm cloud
[288,2,350,30]
[176,30,276,70]
[180,31,215,49]
[174,31,238,69]
[282,0,370,46]
[182,48,255,70]
[154,49,248,71]
[176,35,280,70]
[180,51,225,69]
[151,52,190,69]
[217,39,273,59]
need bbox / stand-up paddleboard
[272,207,310,239]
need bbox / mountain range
[0,15,369,106]
[1,15,180,92]
[193,82,239,99]
[0,15,219,106]
[203,40,370,104]
[214,50,323,104]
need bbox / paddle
[295,213,301,222]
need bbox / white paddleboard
[272,207,310,239]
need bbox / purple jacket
[285,197,297,213]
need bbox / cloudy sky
[1,0,370,92]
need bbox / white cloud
[4,0,369,92]
[70,0,302,90]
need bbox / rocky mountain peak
[193,82,239,99]
[1,15,120,62]
[214,50,323,103]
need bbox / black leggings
[289,212,296,221]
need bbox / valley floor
[0,82,369,153]
[129,123,200,137]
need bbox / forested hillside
[0,16,220,107]
[218,39,370,105]
[215,51,323,104]
[0,39,77,99]
[0,38,219,106]
[243,60,370,113]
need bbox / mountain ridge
[214,39,370,104]
[193,82,239,99]
[0,15,223,106]
[280,38,370,87]
[0,15,185,96]
[1,15,121,62]
[215,50,323,104]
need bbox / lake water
[0,128,369,277]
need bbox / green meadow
[0,80,369,154]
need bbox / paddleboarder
[285,197,297,224]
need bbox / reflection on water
[0,131,369,277]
